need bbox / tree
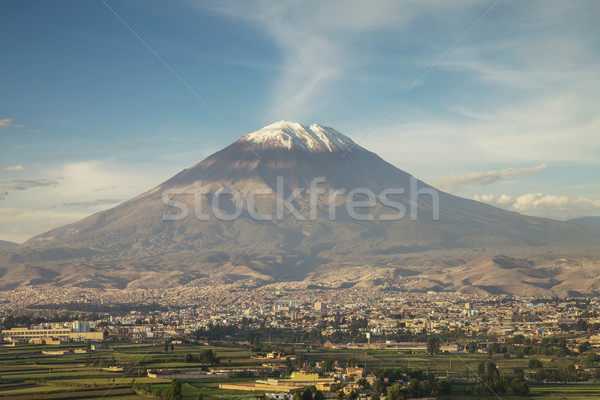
[322,359,335,372]
[437,379,452,395]
[171,343,175,353]
[356,378,370,389]
[483,362,500,382]
[476,362,505,394]
[314,390,325,400]
[171,379,182,399]
[345,390,357,400]
[373,379,385,395]
[347,358,358,367]
[196,394,204,400]
[300,387,313,400]
[576,318,589,331]
[466,341,478,353]
[386,384,408,400]
[162,379,182,400]
[510,378,529,396]
[408,379,426,398]
[427,337,440,355]
[198,349,217,364]
[164,340,169,354]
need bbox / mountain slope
[1,121,599,293]
[568,216,600,227]
[0,240,19,250]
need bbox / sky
[1,0,599,243]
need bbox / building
[315,301,323,312]
[2,328,71,342]
[1,327,104,343]
[222,372,337,393]
[72,321,90,333]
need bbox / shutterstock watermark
[162,176,440,222]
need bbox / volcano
[1,121,599,294]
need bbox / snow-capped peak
[240,120,358,153]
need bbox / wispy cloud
[0,179,59,191]
[354,2,600,187]
[0,191,7,201]
[434,163,546,193]
[366,90,600,177]
[1,165,25,172]
[0,118,22,129]
[474,192,600,220]
[203,0,464,121]
[93,185,116,192]
[63,198,122,209]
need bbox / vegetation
[2,338,600,399]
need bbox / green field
[1,342,599,399]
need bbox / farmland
[1,341,600,399]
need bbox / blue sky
[1,0,599,242]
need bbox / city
[2,287,600,398]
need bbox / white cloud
[0,207,90,243]
[0,160,176,242]
[1,164,24,172]
[433,163,546,193]
[473,193,600,220]
[496,194,513,207]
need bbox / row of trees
[183,349,218,364]
[84,354,117,367]
[463,335,575,357]
[472,361,529,396]
[384,378,452,400]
